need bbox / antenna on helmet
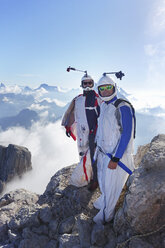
[67,66,88,76]
[103,71,125,80]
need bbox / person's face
[82,80,94,89]
[98,84,114,97]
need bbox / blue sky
[0,0,165,94]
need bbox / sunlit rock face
[0,144,32,194]
[0,134,165,248]
[114,134,165,247]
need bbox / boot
[88,180,98,191]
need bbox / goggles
[99,85,114,91]
[82,81,93,87]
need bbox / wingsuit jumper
[61,74,100,189]
[93,75,135,224]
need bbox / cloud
[51,99,66,107]
[40,97,67,107]
[0,120,79,196]
[144,41,165,92]
[147,0,165,36]
[152,0,165,35]
[143,1,165,93]
[29,103,49,111]
[39,110,49,118]
[0,85,22,94]
[2,97,14,104]
[144,44,158,56]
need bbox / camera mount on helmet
[66,66,94,91]
[67,66,88,76]
[103,71,125,80]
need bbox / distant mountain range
[0,83,81,130]
[0,109,39,130]
[0,82,165,149]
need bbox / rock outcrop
[0,144,32,194]
[0,134,164,248]
[114,134,165,247]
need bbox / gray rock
[89,246,101,248]
[18,234,49,248]
[134,143,150,168]
[39,165,99,222]
[91,224,107,246]
[22,227,33,239]
[0,245,15,248]
[114,134,165,245]
[8,205,40,230]
[0,189,39,208]
[0,144,32,194]
[104,226,116,248]
[58,234,80,248]
[46,239,58,248]
[59,216,75,234]
[141,134,165,171]
[0,189,40,244]
[32,224,48,235]
[77,213,92,248]
[8,229,19,243]
[0,219,8,242]
[0,189,38,242]
[129,237,154,248]
[39,206,52,224]
[48,219,59,238]
[18,238,41,248]
[0,180,4,193]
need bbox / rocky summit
[0,134,165,248]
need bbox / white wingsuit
[93,75,135,224]
[61,75,100,187]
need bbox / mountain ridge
[0,134,164,247]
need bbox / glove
[65,127,71,138]
[66,130,71,137]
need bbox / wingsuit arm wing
[61,98,75,127]
[61,98,76,140]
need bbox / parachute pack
[114,98,136,139]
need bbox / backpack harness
[114,98,136,139]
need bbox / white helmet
[81,74,94,91]
[97,75,117,101]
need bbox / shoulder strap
[114,98,136,139]
[114,98,131,108]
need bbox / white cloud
[147,0,165,36]
[145,49,165,91]
[128,90,165,110]
[0,120,79,196]
[41,97,67,107]
[2,97,13,104]
[29,103,49,111]
[143,40,165,93]
[33,88,48,99]
[0,85,22,94]
[144,1,165,93]
[144,44,158,56]
[52,99,66,107]
[39,110,49,118]
[152,0,165,34]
